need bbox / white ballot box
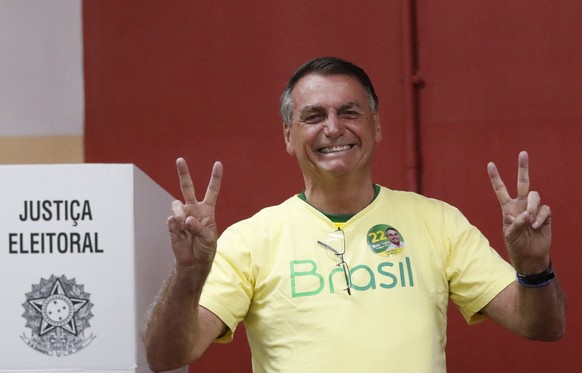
[0,164,185,373]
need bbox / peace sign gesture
[167,158,223,269]
[488,151,551,274]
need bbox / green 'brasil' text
[290,257,415,297]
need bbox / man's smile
[318,144,355,154]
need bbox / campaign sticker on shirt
[366,224,405,257]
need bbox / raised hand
[487,151,551,274]
[167,158,223,268]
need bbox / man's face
[387,229,400,245]
[283,73,382,179]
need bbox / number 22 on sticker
[368,230,387,243]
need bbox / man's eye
[301,114,324,124]
[341,111,362,119]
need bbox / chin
[319,164,357,177]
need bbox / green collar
[298,184,380,223]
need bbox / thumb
[185,216,217,247]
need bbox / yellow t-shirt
[199,187,515,372]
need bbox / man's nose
[324,113,344,137]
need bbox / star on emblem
[28,279,88,336]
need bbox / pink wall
[83,1,581,371]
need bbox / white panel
[132,167,177,371]
[0,164,184,373]
[0,0,83,136]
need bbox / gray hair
[279,57,379,126]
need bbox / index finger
[487,161,511,206]
[203,161,223,206]
[176,157,197,204]
[516,150,530,200]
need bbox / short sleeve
[199,225,254,342]
[445,207,515,324]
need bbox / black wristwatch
[516,261,555,288]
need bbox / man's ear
[374,113,382,144]
[283,123,295,155]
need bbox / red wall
[83,1,581,371]
[416,2,582,371]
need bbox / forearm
[515,277,566,341]
[145,264,211,371]
[483,273,566,341]
[509,254,566,340]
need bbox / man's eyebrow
[300,101,363,113]
[338,101,363,110]
[299,105,325,113]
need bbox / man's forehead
[292,74,368,109]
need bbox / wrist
[175,261,212,276]
[512,255,551,275]
[173,262,212,288]
[516,260,555,288]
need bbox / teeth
[320,145,351,154]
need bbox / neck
[303,175,376,215]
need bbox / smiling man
[386,227,404,249]
[145,57,565,372]
[283,72,381,216]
